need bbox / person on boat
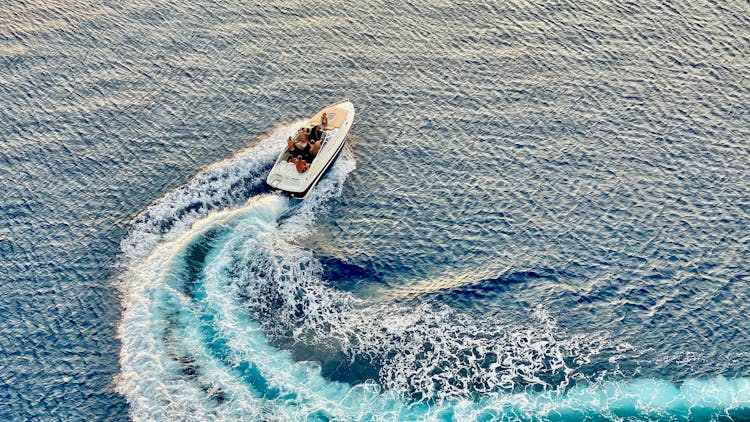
[286,129,308,155]
[297,127,308,143]
[297,128,310,149]
[309,139,321,157]
[321,112,328,128]
[290,155,308,173]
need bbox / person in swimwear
[309,139,321,156]
[294,128,312,159]
[287,129,310,157]
[289,155,308,173]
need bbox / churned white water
[115,125,750,421]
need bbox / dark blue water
[1,0,749,420]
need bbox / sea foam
[116,124,750,421]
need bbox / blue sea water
[1,0,749,420]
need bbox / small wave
[376,267,562,302]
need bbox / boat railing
[319,130,330,148]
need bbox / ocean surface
[1,0,749,420]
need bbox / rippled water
[1,0,749,420]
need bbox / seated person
[309,139,321,156]
[288,130,311,156]
[298,128,310,146]
[297,127,309,144]
[286,155,310,173]
[289,155,308,173]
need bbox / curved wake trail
[116,125,750,421]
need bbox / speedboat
[266,99,354,198]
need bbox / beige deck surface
[310,106,348,129]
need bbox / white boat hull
[266,100,354,198]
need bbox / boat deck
[310,106,349,129]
